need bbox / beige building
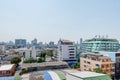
[80,53,115,76]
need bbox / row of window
[0,71,10,75]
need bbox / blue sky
[0,0,120,43]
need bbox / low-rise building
[80,52,115,76]
[22,62,69,71]
[23,47,37,60]
[0,64,16,76]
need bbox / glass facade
[82,38,119,52]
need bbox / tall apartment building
[80,53,115,77]
[82,37,119,52]
[57,39,76,64]
[15,39,26,48]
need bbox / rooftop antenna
[106,35,108,38]
[95,35,97,38]
[102,35,104,39]
[99,35,100,38]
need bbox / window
[96,64,100,67]
[69,54,74,56]
[69,48,74,50]
[69,51,74,53]
[69,57,74,59]
[0,71,2,74]
[60,46,62,51]
[87,61,90,64]
[84,65,86,67]
[84,60,86,63]
[102,65,104,68]
[30,51,32,57]
[6,71,10,74]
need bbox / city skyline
[0,0,120,43]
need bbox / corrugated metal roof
[48,71,61,80]
[54,71,66,80]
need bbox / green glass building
[82,38,119,52]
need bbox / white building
[57,39,76,63]
[23,47,37,60]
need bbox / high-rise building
[49,41,54,48]
[57,39,77,64]
[15,39,26,48]
[80,38,83,48]
[31,38,37,46]
[82,37,119,52]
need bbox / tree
[46,50,53,57]
[40,51,46,61]
[92,68,106,74]
[20,68,28,75]
[23,57,37,63]
[37,57,45,63]
[40,51,46,58]
[11,57,21,67]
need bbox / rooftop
[48,71,61,80]
[84,38,119,42]
[59,39,73,44]
[22,62,68,68]
[63,70,111,79]
[62,40,72,43]
[0,64,14,71]
[81,52,111,60]
[71,71,105,78]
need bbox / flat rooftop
[64,70,105,78]
[0,64,14,71]
[22,62,68,68]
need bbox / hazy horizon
[0,0,120,43]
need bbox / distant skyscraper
[80,38,83,49]
[49,41,54,48]
[15,39,26,48]
[8,41,14,45]
[31,38,37,46]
